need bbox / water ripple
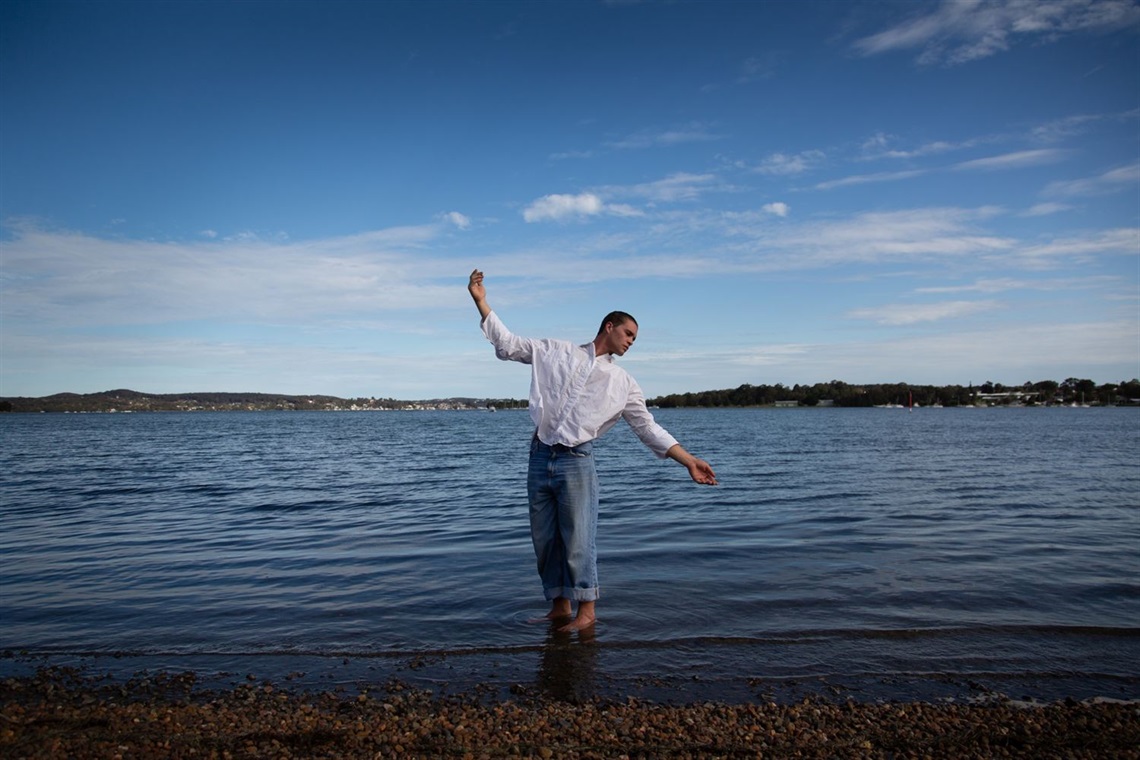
[2,408,1138,688]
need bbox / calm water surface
[2,408,1137,701]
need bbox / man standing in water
[468,269,717,632]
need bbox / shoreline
[6,646,1138,709]
[3,666,1138,758]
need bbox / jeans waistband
[533,435,591,453]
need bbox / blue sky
[2,0,1138,400]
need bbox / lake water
[2,408,1138,703]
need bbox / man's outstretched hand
[667,445,718,486]
[687,458,718,486]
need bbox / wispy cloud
[732,206,1014,267]
[0,221,455,330]
[847,299,1001,325]
[754,150,826,175]
[602,172,724,203]
[1042,162,1140,197]
[859,131,978,160]
[953,148,1069,171]
[852,0,1140,66]
[605,122,723,150]
[814,169,927,190]
[735,52,783,84]
[7,206,1026,337]
[816,147,1071,189]
[1015,227,1140,264]
[916,275,1119,293]
[548,149,595,161]
[1032,113,1110,142]
[788,321,1138,385]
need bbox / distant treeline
[649,378,1140,408]
[4,378,1139,414]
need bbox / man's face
[604,319,638,356]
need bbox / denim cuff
[544,585,600,602]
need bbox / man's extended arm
[469,269,539,364]
[468,269,491,321]
[623,383,718,486]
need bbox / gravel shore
[3,668,1138,759]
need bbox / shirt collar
[582,341,615,363]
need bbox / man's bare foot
[558,601,595,632]
[528,598,572,624]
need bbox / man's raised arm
[468,269,491,321]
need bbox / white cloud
[953,148,1068,171]
[605,203,645,218]
[847,300,1001,325]
[522,193,605,222]
[853,0,1140,66]
[518,192,651,222]
[441,211,471,229]
[762,202,790,217]
[1021,202,1072,216]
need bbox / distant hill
[0,389,527,413]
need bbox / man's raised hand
[468,269,491,320]
[468,269,486,300]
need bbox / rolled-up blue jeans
[527,436,600,602]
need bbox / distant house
[975,391,1041,405]
[774,400,798,408]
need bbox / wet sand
[3,668,1138,758]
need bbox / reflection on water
[536,625,599,703]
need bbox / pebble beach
[3,668,1138,759]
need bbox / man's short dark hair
[597,310,638,336]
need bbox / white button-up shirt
[481,311,679,458]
